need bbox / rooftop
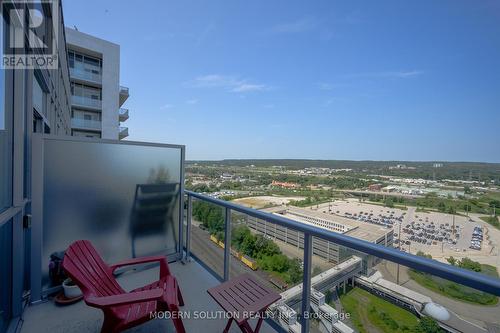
[264,206,390,243]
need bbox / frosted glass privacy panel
[41,139,183,289]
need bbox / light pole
[397,221,402,284]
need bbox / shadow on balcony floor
[19,260,278,333]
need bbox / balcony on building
[6,136,500,333]
[119,85,129,106]
[119,108,129,122]
[71,117,102,131]
[119,126,129,139]
[69,65,102,85]
[71,95,102,110]
[68,50,103,85]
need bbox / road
[190,222,277,291]
[189,222,324,333]
[378,260,500,328]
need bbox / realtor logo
[1,0,59,69]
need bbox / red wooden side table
[207,273,281,333]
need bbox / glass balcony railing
[69,65,102,83]
[184,190,500,333]
[71,95,102,109]
[119,108,129,121]
[119,86,129,107]
[71,118,101,130]
[119,126,129,138]
[119,85,129,95]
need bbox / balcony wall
[71,118,102,130]
[69,65,102,84]
[30,136,185,301]
[71,95,102,110]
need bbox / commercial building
[243,206,393,275]
[65,27,129,139]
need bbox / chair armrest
[110,255,171,277]
[86,289,163,308]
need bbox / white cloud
[160,104,173,110]
[188,74,270,93]
[347,70,423,79]
[191,74,231,87]
[186,99,198,105]
[231,84,268,93]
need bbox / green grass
[339,287,418,333]
[408,265,499,305]
[479,215,500,230]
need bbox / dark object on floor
[54,291,83,305]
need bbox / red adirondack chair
[62,240,186,333]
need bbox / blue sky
[63,1,500,162]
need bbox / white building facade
[65,28,129,139]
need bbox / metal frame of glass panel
[30,134,185,303]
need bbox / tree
[384,198,395,208]
[446,256,457,266]
[269,254,290,273]
[288,259,303,284]
[414,317,443,333]
[437,202,446,212]
[232,225,251,250]
[241,235,256,257]
[416,251,432,259]
[490,200,500,216]
[458,257,481,272]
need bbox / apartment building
[65,28,129,139]
[1,0,72,331]
[1,3,130,331]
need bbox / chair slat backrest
[63,240,125,298]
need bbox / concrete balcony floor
[19,260,278,333]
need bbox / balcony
[119,108,129,122]
[71,117,101,130]
[69,65,102,84]
[7,137,500,333]
[119,85,129,106]
[119,126,129,139]
[19,260,277,333]
[71,95,102,110]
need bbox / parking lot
[312,199,494,259]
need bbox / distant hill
[187,159,500,182]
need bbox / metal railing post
[224,207,231,281]
[301,233,312,333]
[185,194,192,262]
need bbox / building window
[33,75,46,117]
[0,12,12,213]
